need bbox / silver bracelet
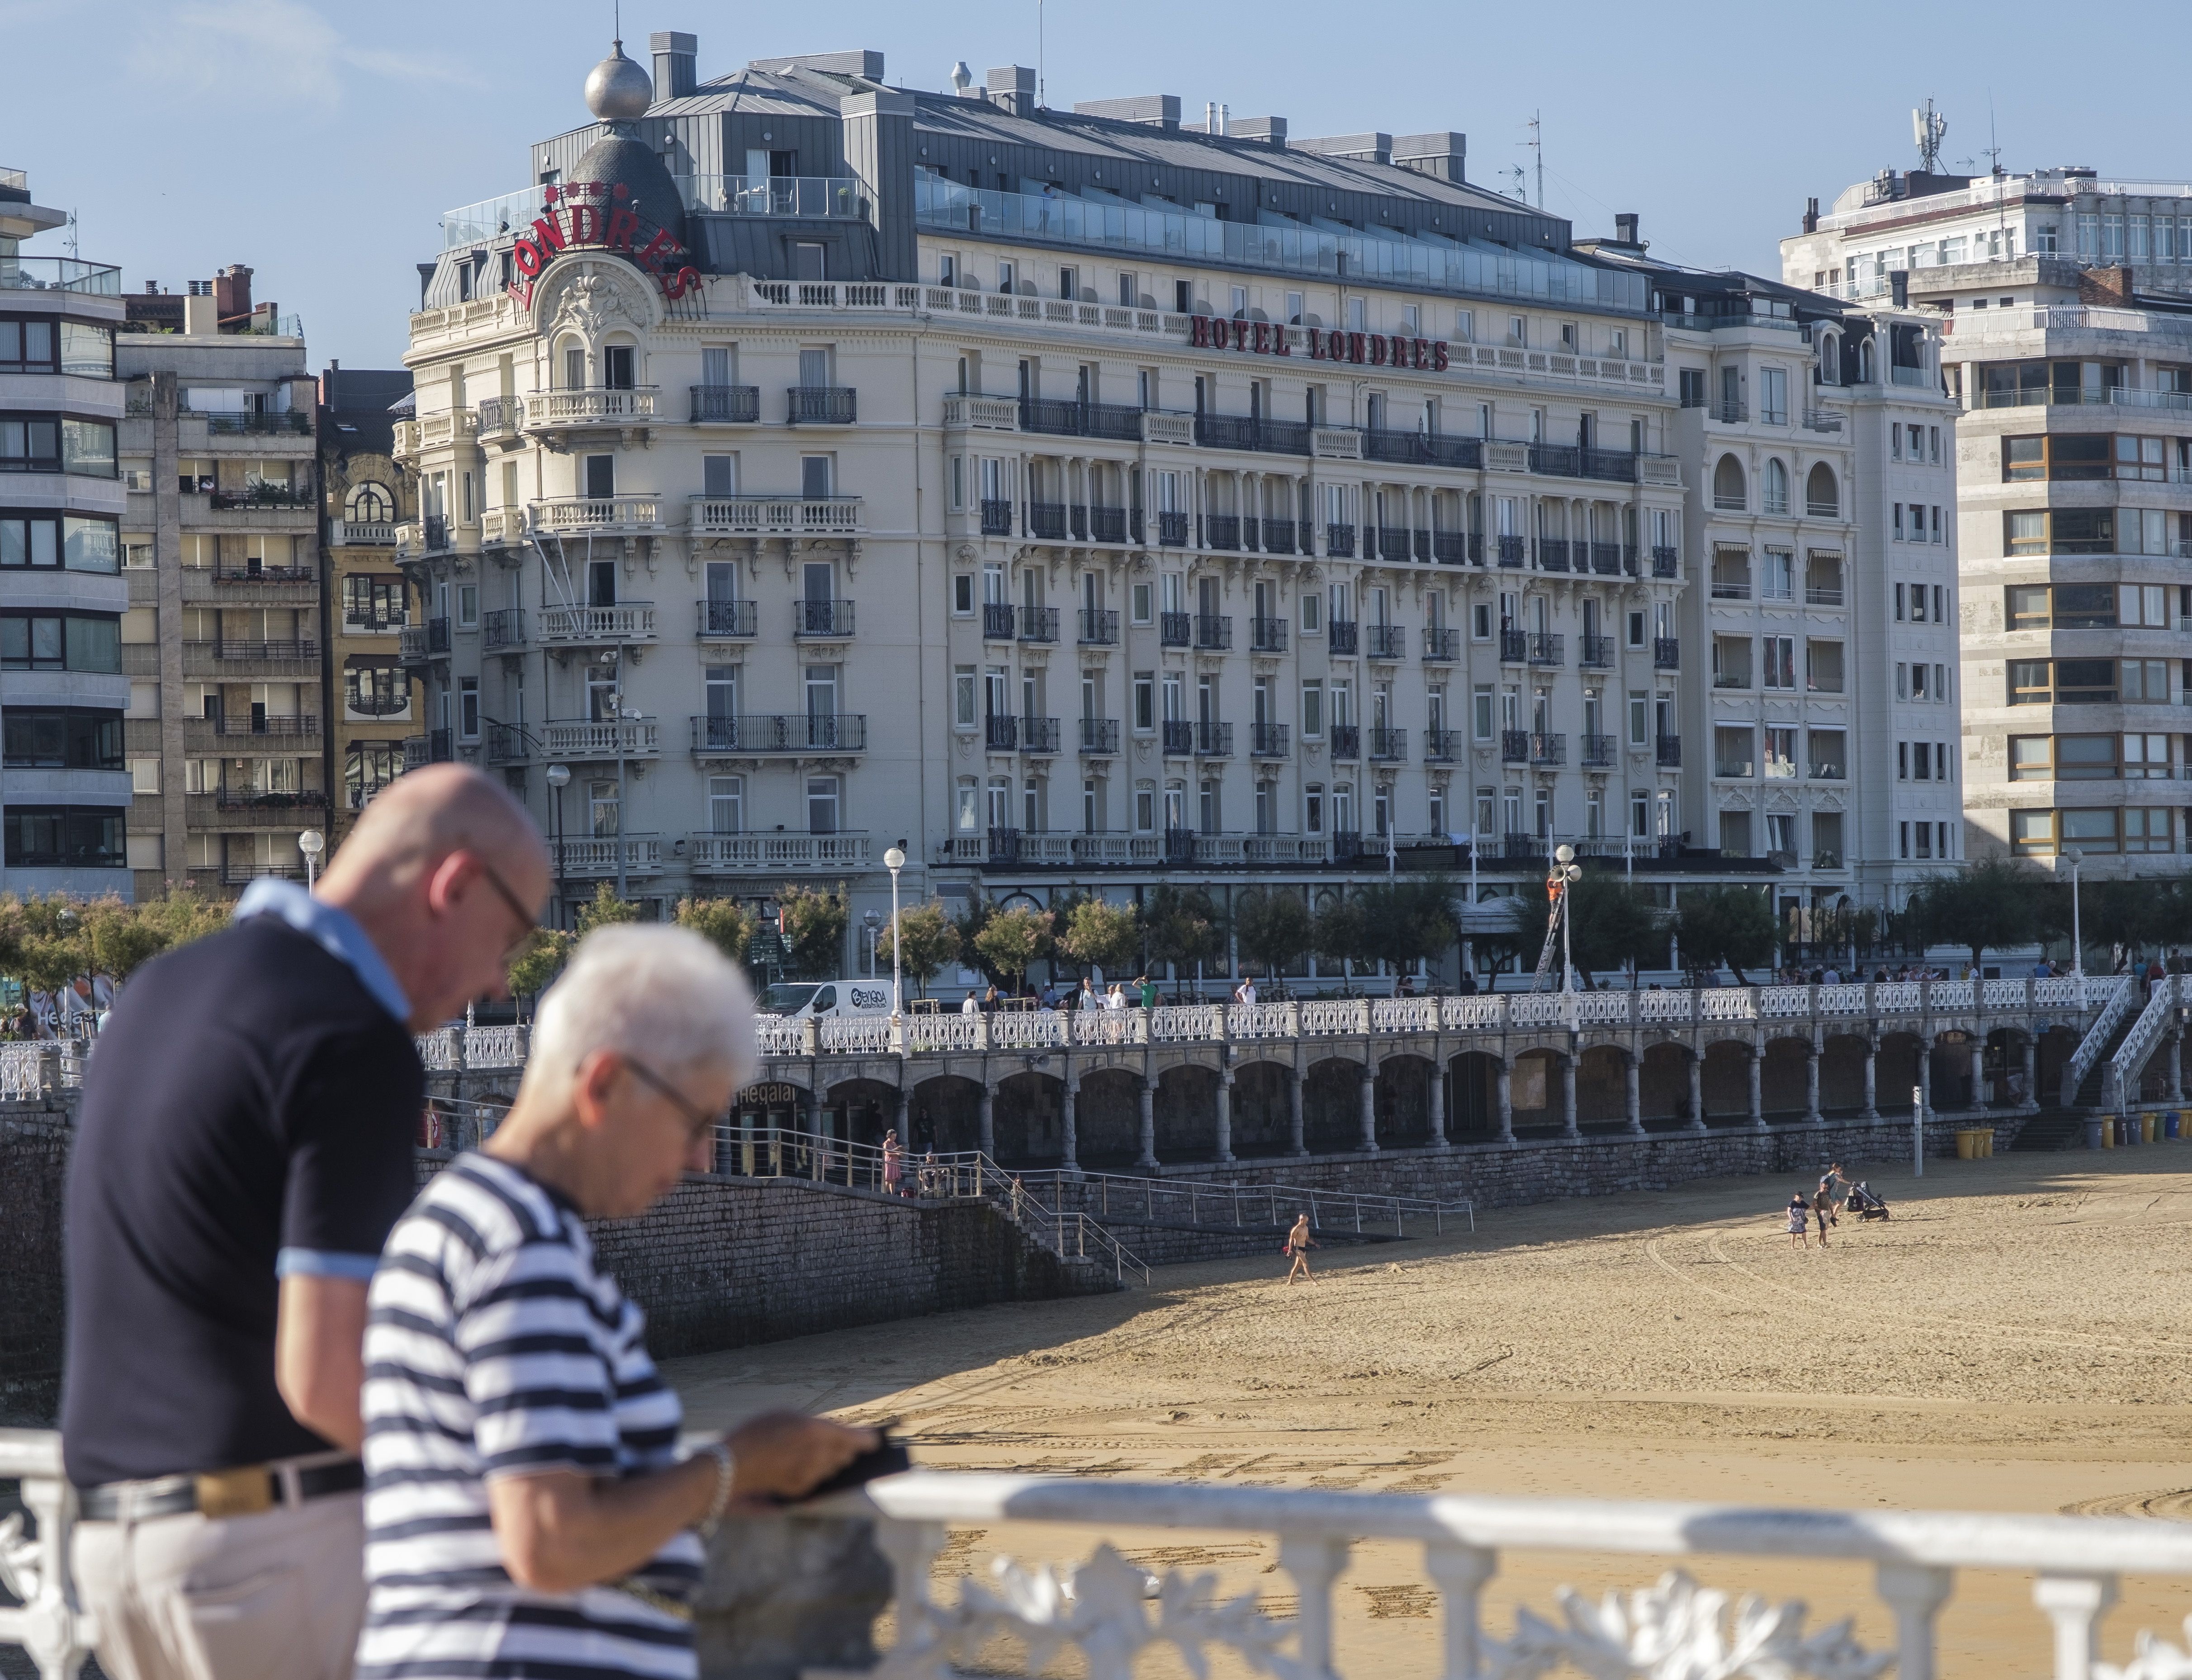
[698,1439,735,1534]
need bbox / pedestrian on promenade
[1787,1193,1811,1250]
[1283,1212,1317,1283]
[63,764,550,1680]
[961,990,979,1016]
[356,925,875,1680]
[882,1131,904,1197]
[1234,975,1257,1007]
[1138,973,1158,1009]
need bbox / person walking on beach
[1787,1193,1811,1250]
[1283,1212,1317,1282]
[1810,1183,1833,1246]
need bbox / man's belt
[79,1458,365,1522]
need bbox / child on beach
[1787,1193,1811,1249]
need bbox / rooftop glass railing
[911,175,1649,312]
[0,166,28,194]
[443,176,864,250]
[0,256,122,295]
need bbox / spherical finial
[585,39,653,122]
[949,60,972,94]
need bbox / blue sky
[7,0,2190,371]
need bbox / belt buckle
[195,1466,274,1519]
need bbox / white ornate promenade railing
[2106,976,2180,1111]
[2064,974,2141,1105]
[1027,1165,1473,1237]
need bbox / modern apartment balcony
[528,496,666,537]
[191,790,331,828]
[1078,607,1119,645]
[691,495,860,535]
[1423,729,1461,762]
[979,498,1013,535]
[1251,722,1291,757]
[1579,633,1613,668]
[1328,619,1359,656]
[1711,398,1747,424]
[1581,733,1617,768]
[1501,729,1529,765]
[541,717,661,760]
[1203,513,1242,551]
[1325,522,1356,558]
[1366,624,1405,660]
[1654,637,1681,670]
[1528,633,1563,667]
[537,603,656,645]
[1022,716,1062,754]
[687,831,870,872]
[1657,734,1683,767]
[1019,605,1060,644]
[1159,611,1191,648]
[1805,584,1845,607]
[1193,613,1231,651]
[792,599,855,638]
[182,715,322,753]
[1161,720,1193,756]
[1079,717,1120,755]
[1368,726,1407,762]
[785,386,857,425]
[1329,724,1360,760]
[690,383,761,423]
[1251,616,1289,653]
[184,639,321,679]
[691,714,867,754]
[1156,511,1189,547]
[983,602,1016,640]
[985,714,1018,752]
[1193,721,1233,757]
[697,599,758,638]
[523,387,658,441]
[549,834,663,878]
[483,608,528,650]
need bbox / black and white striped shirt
[358,1154,702,1680]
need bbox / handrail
[2062,972,2138,1104]
[2104,974,2177,1110]
[1019,1163,1472,1238]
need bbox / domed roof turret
[584,38,653,123]
[563,133,686,251]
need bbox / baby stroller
[1846,1181,1890,1221]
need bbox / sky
[7,0,2192,372]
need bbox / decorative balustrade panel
[820,1016,895,1055]
[1299,999,1368,1036]
[992,1012,1068,1050]
[1816,984,1870,1017]
[1442,994,1506,1029]
[1697,989,1758,1022]
[464,1026,526,1068]
[1572,990,1633,1025]
[1506,994,1566,1029]
[1930,979,1975,1010]
[414,1028,461,1070]
[1983,979,2032,1009]
[1371,997,1442,1033]
[908,1013,985,1053]
[0,1042,47,1101]
[1637,989,1696,1024]
[1149,1004,1225,1043]
[1759,985,1813,1018]
[1226,1002,1294,1039]
[754,1018,809,1056]
[1871,981,1923,1015]
[1070,1010,1146,1047]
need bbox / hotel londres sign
[1189,313,1452,370]
[505,181,702,310]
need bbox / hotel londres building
[392,35,1953,975]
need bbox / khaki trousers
[72,1490,365,1680]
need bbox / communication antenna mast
[65,211,78,260]
[1506,163,1527,204]
[1526,110,1543,208]
[1911,99,1947,173]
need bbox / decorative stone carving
[2100,1622,2192,1680]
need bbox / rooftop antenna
[1037,0,1045,109]
[1506,163,1527,204]
[1984,92,2002,176]
[1912,98,1946,173]
[1526,110,1543,208]
[64,210,78,261]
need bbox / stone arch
[1700,1039,1757,1125]
[1509,1046,1564,1133]
[1154,1062,1223,1161]
[1639,1040,1696,1128]
[1070,1066,1148,1166]
[908,1072,985,1154]
[1874,1031,1926,1112]
[1983,1026,2035,1110]
[1713,453,1746,509]
[1447,1050,1501,1137]
[1930,1027,1980,1112]
[1231,1058,1296,1156]
[992,1068,1065,1164]
[1373,1051,1435,1149]
[1760,1033,1817,1120]
[820,1075,900,1150]
[1575,1042,1630,1125]
[1806,461,1838,516]
[2037,1023,2082,1106]
[1819,1032,1871,1116]
[1302,1054,1368,1154]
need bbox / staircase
[2008,1109,2091,1152]
[2059,974,2138,1107]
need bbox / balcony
[1329,723,1360,760]
[1022,716,1062,754]
[1432,532,1476,565]
[1161,719,1193,756]
[529,496,665,536]
[1017,398,1146,442]
[536,604,658,647]
[1713,399,1747,423]
[1530,732,1566,767]
[1710,577,1751,601]
[691,384,760,423]
[1654,637,1681,670]
[1028,502,1068,539]
[1421,626,1458,663]
[549,834,663,878]
[332,521,396,548]
[1501,729,1529,765]
[691,496,860,536]
[1496,535,1526,568]
[1250,616,1289,653]
[1204,513,1242,551]
[985,715,1018,752]
[979,498,1013,535]
[1089,506,1132,543]
[542,717,660,759]
[690,714,867,753]
[486,723,530,764]
[209,485,313,514]
[688,832,870,872]
[344,691,410,719]
[1251,722,1290,757]
[188,639,321,678]
[1657,734,1683,767]
[1194,414,1312,456]
[786,386,857,424]
[194,790,331,828]
[1809,760,1846,781]
[1368,726,1407,761]
[1194,613,1232,651]
[1499,629,1526,663]
[1528,633,1563,666]
[1363,429,1481,469]
[183,715,322,751]
[1078,607,1119,645]
[483,608,528,650]
[1652,546,1679,577]
[982,602,1016,640]
[1019,605,1060,644]
[1193,721,1233,757]
[1538,538,1571,573]
[1715,758,1755,780]
[1079,717,1120,754]
[792,599,855,638]
[1805,584,1845,607]
[402,731,453,770]
[1423,729,1461,762]
[1366,624,1404,660]
[477,397,522,442]
[1579,633,1612,667]
[697,599,758,637]
[1326,522,1356,558]
[524,387,658,435]
[1328,619,1359,656]
[1159,611,1192,648]
[1580,733,1617,768]
[1156,511,1190,547]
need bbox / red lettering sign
[1432,341,1450,372]
[1180,315,1443,372]
[566,203,601,245]
[603,208,640,251]
[502,193,701,309]
[1189,315,1212,347]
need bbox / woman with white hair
[357,926,874,1680]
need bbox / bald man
[64,763,551,1680]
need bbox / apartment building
[115,266,320,900]
[0,166,131,895]
[397,34,1718,972]
[318,365,417,836]
[1785,155,2192,878]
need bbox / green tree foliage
[506,927,575,1003]
[1904,859,2046,973]
[1232,885,1311,978]
[777,882,850,978]
[1676,885,1778,984]
[1507,875,1665,987]
[576,881,642,936]
[1309,894,1368,984]
[1142,884,1222,974]
[1357,875,1459,985]
[1056,897,1140,978]
[673,895,754,965]
[82,894,179,980]
[876,900,961,996]
[948,896,1000,986]
[972,904,1053,990]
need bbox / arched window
[557,336,587,389]
[344,481,393,524]
[1817,332,1840,385]
[1806,463,1839,517]
[1856,339,1875,383]
[1712,454,1747,511]
[1763,458,1789,515]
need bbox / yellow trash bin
[1981,1130,1995,1157]
[1955,1130,1978,1160]
[2145,1112,2159,1144]
[2103,1117,2117,1148]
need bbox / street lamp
[883,843,906,1018]
[1553,844,1581,996]
[545,764,572,929]
[298,828,325,890]
[862,909,882,980]
[2063,844,2085,984]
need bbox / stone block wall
[0,1114,72,1424]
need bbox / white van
[758,979,892,1020]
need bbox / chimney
[213,263,253,329]
[985,64,1034,115]
[1392,132,1466,183]
[1230,116,1287,148]
[1889,270,1909,307]
[2078,266,2132,307]
[1614,212,1639,246]
[650,32,698,99]
[1801,196,1819,234]
[182,293,218,336]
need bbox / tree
[1905,860,2046,974]
[1057,897,1139,980]
[674,895,753,965]
[1309,894,1368,986]
[1676,885,1777,984]
[1142,884,1222,977]
[949,895,1000,985]
[1233,885,1311,979]
[1357,875,1459,989]
[576,881,642,937]
[972,904,1052,991]
[777,882,850,978]
[134,884,231,961]
[507,927,575,1004]
[82,895,172,982]
[1507,875,1663,988]
[6,896,90,998]
[876,901,961,997]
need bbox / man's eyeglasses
[474,857,541,962]
[624,1057,729,1143]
